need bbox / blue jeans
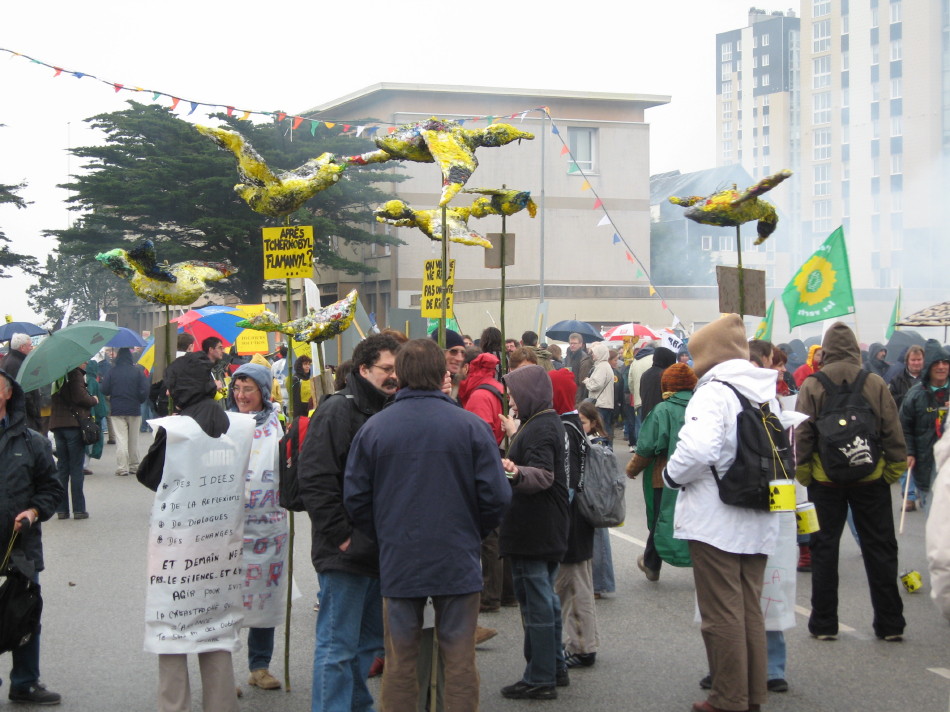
[592,528,615,594]
[510,558,564,687]
[248,627,274,671]
[7,574,41,692]
[622,401,639,446]
[766,630,785,680]
[597,407,615,439]
[311,571,383,712]
[140,398,156,432]
[53,428,86,515]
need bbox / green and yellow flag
[781,226,854,328]
[886,287,901,339]
[753,299,775,341]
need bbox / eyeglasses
[370,364,395,375]
[447,347,465,357]
[231,386,260,396]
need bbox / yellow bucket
[900,569,922,594]
[768,479,796,513]
[795,502,820,535]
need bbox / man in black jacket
[0,369,64,705]
[0,334,43,432]
[297,333,401,712]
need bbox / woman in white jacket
[583,342,615,438]
[664,315,778,712]
[927,430,950,620]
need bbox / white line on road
[927,668,950,680]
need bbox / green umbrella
[15,320,120,393]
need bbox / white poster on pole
[143,413,254,654]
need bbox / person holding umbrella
[50,363,98,519]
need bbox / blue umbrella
[545,319,603,344]
[107,326,147,349]
[0,321,46,342]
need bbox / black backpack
[710,381,794,511]
[809,370,881,483]
[278,415,310,512]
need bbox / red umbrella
[602,323,660,341]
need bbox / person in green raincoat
[84,359,109,461]
[625,363,697,580]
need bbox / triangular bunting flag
[310,120,319,136]
[53,67,62,77]
[113,83,123,93]
[356,126,365,137]
[188,102,199,115]
[240,110,251,120]
[593,198,603,209]
[581,180,591,191]
[598,215,611,227]
[72,72,85,79]
[388,127,397,134]
[560,145,570,156]
[636,268,644,278]
[567,163,579,174]
[485,116,495,124]
[292,116,304,130]
[458,119,466,126]
[343,124,351,132]
[324,122,336,129]
[613,234,621,245]
[153,92,161,101]
[226,106,235,117]
[661,301,668,310]
[649,286,657,296]
[625,252,634,263]
[551,125,560,135]
[170,97,180,111]
[366,127,379,135]
[277,112,287,122]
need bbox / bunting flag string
[538,107,682,327]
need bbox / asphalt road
[9,433,950,711]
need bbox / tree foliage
[48,101,404,303]
[27,251,131,330]
[0,178,39,278]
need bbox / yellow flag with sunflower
[781,226,854,328]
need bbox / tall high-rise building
[719,2,950,294]
[716,9,801,285]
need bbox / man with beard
[298,333,402,712]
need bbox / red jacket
[458,353,505,444]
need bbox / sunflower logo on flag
[793,255,836,306]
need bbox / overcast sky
[1,0,769,322]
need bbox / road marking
[927,668,950,680]
[609,528,646,548]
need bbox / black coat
[639,347,677,420]
[0,349,43,431]
[101,351,149,416]
[0,369,63,571]
[561,413,594,564]
[297,371,389,577]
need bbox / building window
[722,121,733,139]
[719,235,736,252]
[721,42,733,61]
[567,127,597,173]
[872,118,880,139]
[722,81,733,99]
[842,124,850,144]
[761,74,770,87]
[891,77,902,98]
[890,115,902,136]
[761,34,770,47]
[813,56,831,88]
[762,112,770,126]
[762,94,770,106]
[890,38,902,61]
[813,91,832,124]
[871,43,880,65]
[814,128,832,160]
[891,152,903,174]
[871,7,879,27]
[814,200,833,232]
[813,19,831,53]
[842,50,849,71]
[721,62,732,81]
[813,0,831,17]
[761,54,770,67]
[842,14,849,34]
[701,235,713,251]
[871,82,880,101]
[722,101,733,120]
[814,164,831,196]
[892,190,903,211]
[890,0,902,23]
[753,75,759,89]
[842,86,850,108]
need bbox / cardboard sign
[421,259,456,319]
[262,225,314,280]
[716,266,767,317]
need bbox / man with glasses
[297,333,402,712]
[433,329,467,402]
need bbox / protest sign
[421,259,456,318]
[262,225,314,280]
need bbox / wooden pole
[282,217,294,692]
[500,213,509,417]
[736,224,745,318]
[439,205,448,348]
[164,304,173,413]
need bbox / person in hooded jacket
[498,365,570,700]
[793,345,823,387]
[136,350,254,712]
[626,363,696,582]
[638,346,677,421]
[549,368,599,670]
[794,322,907,642]
[889,344,925,510]
[0,369,64,705]
[899,339,950,512]
[291,354,314,418]
[50,364,98,520]
[583,341,615,440]
[663,315,778,712]
[864,342,891,380]
[458,352,505,446]
[101,347,149,476]
[226,363,289,692]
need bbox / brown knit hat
[689,314,749,379]
[661,363,698,393]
